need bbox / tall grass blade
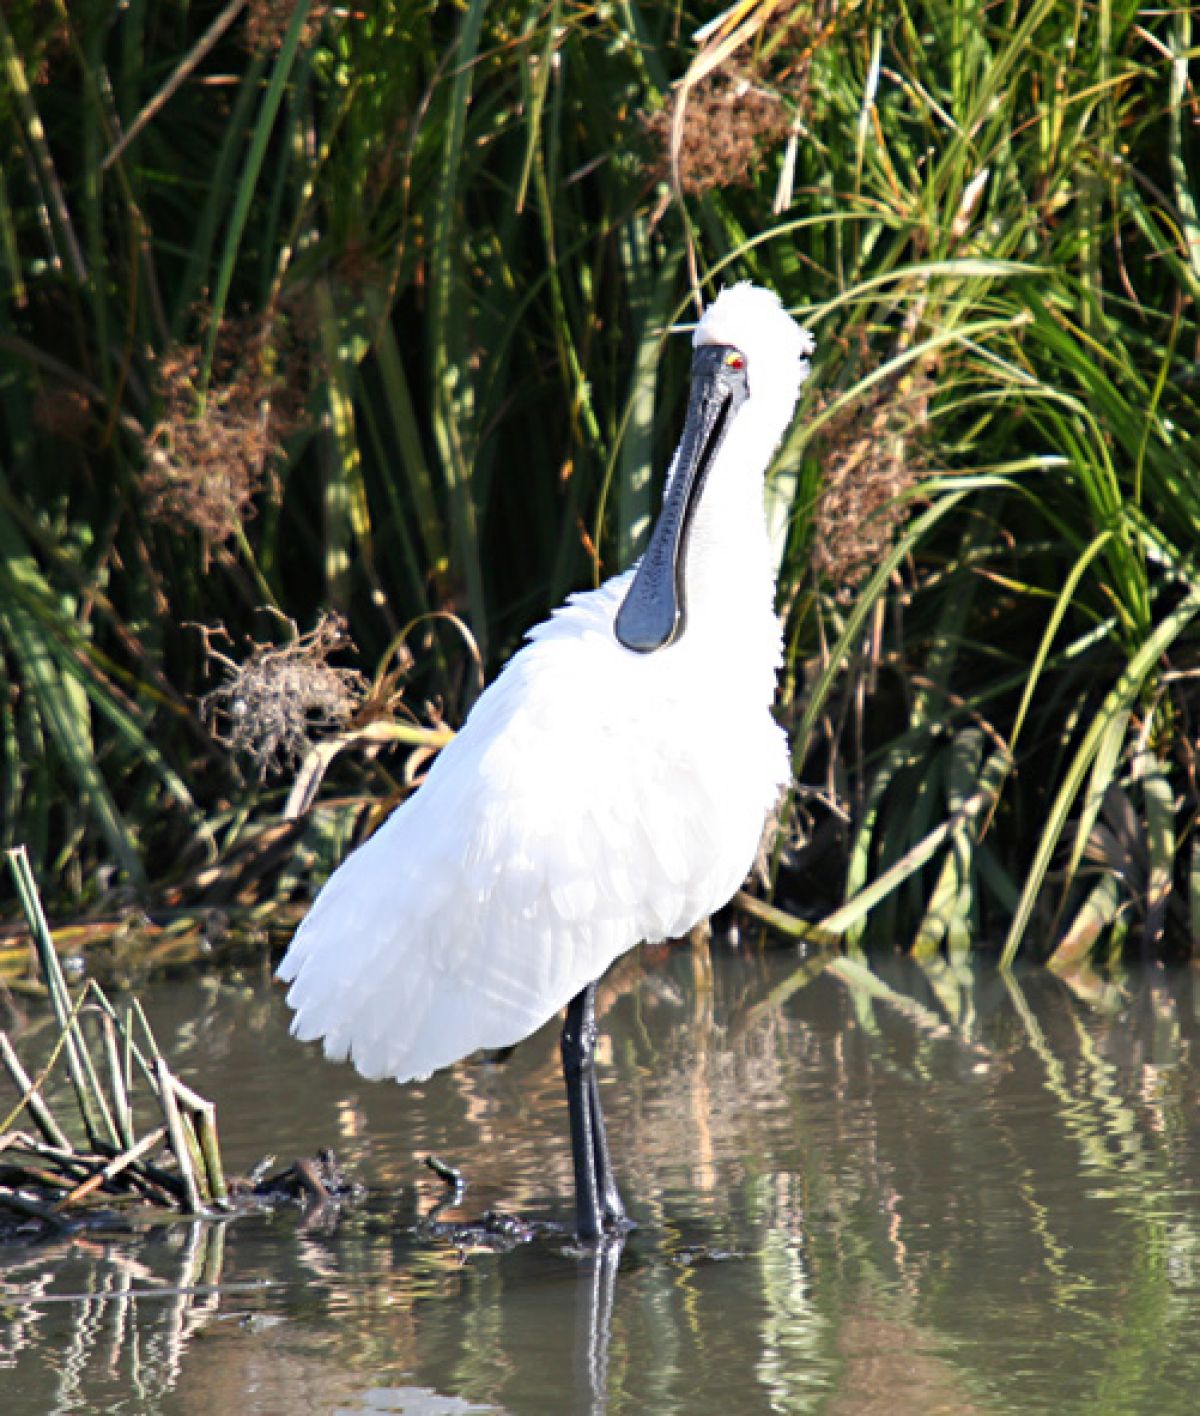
[1003,589,1200,968]
[203,0,313,383]
[427,0,490,653]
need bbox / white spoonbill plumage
[278,282,814,1239]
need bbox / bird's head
[692,282,814,428]
[614,283,813,654]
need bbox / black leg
[561,982,625,1241]
[587,1071,626,1228]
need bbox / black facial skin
[614,343,751,654]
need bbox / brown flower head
[812,365,933,599]
[142,309,308,551]
[644,74,791,197]
[642,1,850,197]
[243,0,331,52]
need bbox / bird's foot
[574,1206,636,1246]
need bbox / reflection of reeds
[0,848,227,1233]
[0,1219,232,1410]
[1,949,1188,1411]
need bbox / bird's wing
[277,626,662,1084]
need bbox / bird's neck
[681,415,782,631]
[679,458,780,652]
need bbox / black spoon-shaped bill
[614,343,750,654]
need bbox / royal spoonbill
[278,282,813,1240]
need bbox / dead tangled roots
[199,613,368,779]
[812,369,932,599]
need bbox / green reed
[0,1,1197,968]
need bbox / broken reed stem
[171,1075,228,1204]
[0,1188,69,1230]
[130,995,165,1071]
[3,1135,102,1184]
[84,986,159,1094]
[93,1139,187,1206]
[155,1058,204,1214]
[6,847,117,1149]
[129,1002,228,1205]
[100,1009,136,1150]
[0,973,101,1140]
[0,1033,72,1150]
[0,1130,181,1209]
[5,1162,74,1193]
[1,845,229,1223]
[0,980,97,1138]
[733,888,842,948]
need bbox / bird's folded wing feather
[280,625,676,1081]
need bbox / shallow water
[2,945,1199,1415]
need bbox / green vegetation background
[2,0,1198,970]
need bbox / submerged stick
[92,1138,188,1206]
[0,1186,70,1230]
[3,1134,96,1178]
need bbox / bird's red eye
[725,351,746,370]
